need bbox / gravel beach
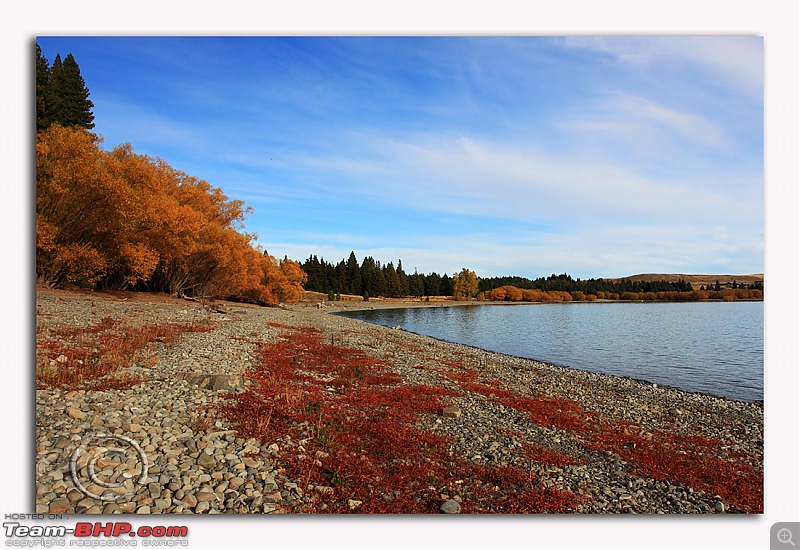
[35,289,763,514]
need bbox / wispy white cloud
[561,36,763,99]
[296,133,760,226]
[561,92,733,151]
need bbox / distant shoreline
[313,296,763,314]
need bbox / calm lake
[335,301,764,402]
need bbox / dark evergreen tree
[45,53,95,130]
[345,251,362,296]
[396,260,409,297]
[440,273,454,296]
[424,272,442,296]
[360,256,376,296]
[334,260,347,294]
[384,262,398,297]
[409,270,425,297]
[373,266,388,297]
[36,44,51,131]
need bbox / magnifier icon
[778,528,796,546]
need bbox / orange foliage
[36,126,305,304]
[453,268,479,300]
[481,285,762,304]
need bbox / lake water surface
[335,301,763,402]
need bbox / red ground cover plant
[37,316,213,390]
[219,326,584,513]
[435,362,763,513]
[522,443,582,467]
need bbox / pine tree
[384,262,398,297]
[45,53,95,130]
[373,267,388,297]
[36,44,50,131]
[424,272,442,296]
[396,260,409,297]
[345,251,362,296]
[409,270,425,297]
[440,273,454,296]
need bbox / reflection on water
[335,301,764,402]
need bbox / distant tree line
[478,273,694,296]
[301,258,763,303]
[700,280,763,292]
[480,285,762,303]
[301,253,455,298]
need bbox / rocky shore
[35,289,763,514]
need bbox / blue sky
[36,36,764,279]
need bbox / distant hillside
[613,274,764,290]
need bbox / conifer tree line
[301,253,455,298]
[36,44,95,131]
[478,273,694,295]
[301,256,763,303]
[300,255,700,299]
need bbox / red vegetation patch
[436,365,763,513]
[522,443,581,467]
[37,318,213,390]
[219,325,583,513]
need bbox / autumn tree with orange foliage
[36,126,306,305]
[453,268,480,300]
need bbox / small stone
[67,408,87,420]
[228,477,245,490]
[154,498,171,509]
[135,506,151,514]
[442,406,462,418]
[196,492,217,503]
[267,443,279,454]
[197,452,217,470]
[194,501,210,514]
[49,499,71,514]
[440,499,461,514]
[242,457,261,469]
[348,499,362,510]
[715,501,726,512]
